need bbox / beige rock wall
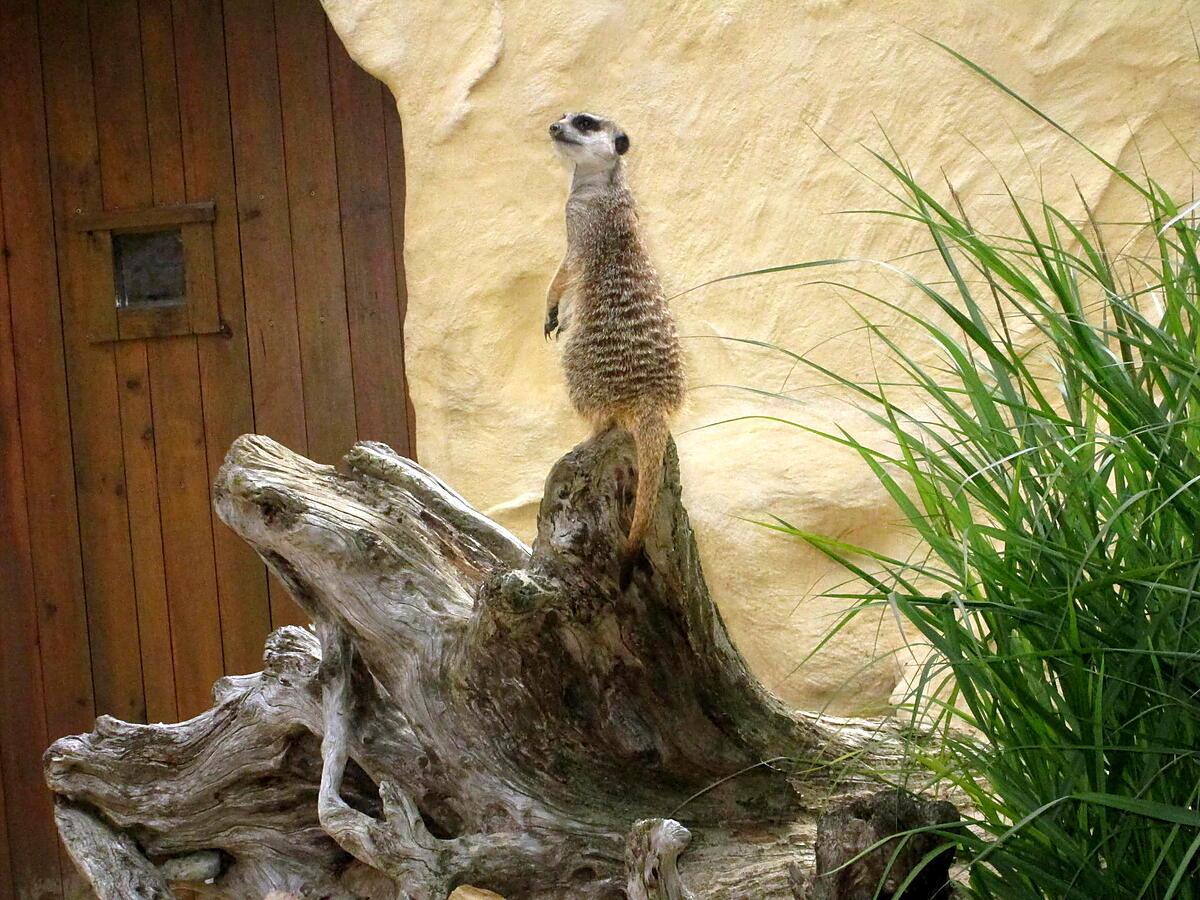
[321,0,1199,713]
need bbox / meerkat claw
[544,306,560,340]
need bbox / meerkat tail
[620,414,670,588]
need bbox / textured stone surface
[320,0,1200,715]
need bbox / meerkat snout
[549,112,630,171]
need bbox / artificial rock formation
[321,0,1200,713]
[44,431,900,898]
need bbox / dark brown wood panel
[88,0,165,730]
[43,0,147,724]
[149,339,227,717]
[330,31,413,457]
[223,0,311,627]
[132,0,227,719]
[0,153,65,900]
[172,0,273,675]
[275,0,358,466]
[221,0,308,456]
[181,222,221,334]
[0,749,12,900]
[139,0,186,204]
[72,201,214,232]
[0,0,96,745]
[3,2,415,893]
[90,0,152,208]
[115,341,178,723]
[1,6,95,894]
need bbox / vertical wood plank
[0,0,97,744]
[0,143,65,900]
[115,340,178,723]
[88,0,174,732]
[223,0,311,627]
[124,0,228,719]
[82,226,119,342]
[138,0,185,204]
[274,0,357,466]
[147,338,226,717]
[382,89,417,459]
[221,0,307,455]
[41,0,147,724]
[4,4,96,892]
[0,747,13,900]
[329,29,413,456]
[172,0,273,671]
[90,0,151,211]
[98,0,226,724]
[181,221,220,334]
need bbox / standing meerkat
[545,111,685,587]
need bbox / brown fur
[547,114,685,585]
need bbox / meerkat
[545,111,685,588]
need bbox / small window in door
[73,201,222,342]
[113,229,187,309]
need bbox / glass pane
[113,229,186,309]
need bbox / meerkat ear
[614,132,630,155]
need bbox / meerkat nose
[549,122,562,136]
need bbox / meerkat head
[549,112,630,174]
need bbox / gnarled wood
[45,430,900,898]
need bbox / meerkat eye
[572,114,598,132]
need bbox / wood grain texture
[148,338,226,718]
[5,5,97,894]
[139,0,185,205]
[8,7,420,896]
[0,159,65,900]
[330,32,411,454]
[114,341,178,724]
[55,801,172,899]
[0,746,12,900]
[275,0,358,466]
[91,0,174,733]
[172,0,273,675]
[136,0,228,721]
[221,0,307,456]
[0,0,96,743]
[72,201,215,232]
[43,0,146,723]
[181,222,220,334]
[222,0,311,628]
[81,228,119,342]
[114,303,195,342]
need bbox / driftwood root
[45,431,903,898]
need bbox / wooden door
[0,1,414,896]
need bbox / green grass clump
[735,49,1200,899]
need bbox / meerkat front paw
[544,305,560,340]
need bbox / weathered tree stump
[44,430,901,898]
[791,789,961,900]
